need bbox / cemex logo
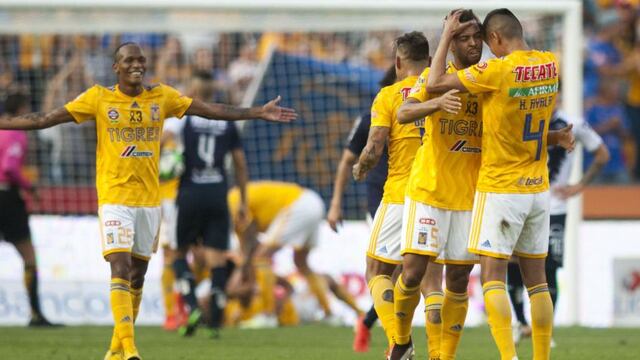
[450,140,480,153]
[121,145,153,158]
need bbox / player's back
[371,76,422,204]
[228,181,304,231]
[463,50,559,194]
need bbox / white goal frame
[0,0,583,325]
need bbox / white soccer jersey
[548,111,603,215]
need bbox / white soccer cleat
[238,313,278,329]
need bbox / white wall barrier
[1,216,639,326]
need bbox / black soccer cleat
[178,309,203,337]
[388,339,415,360]
[28,314,63,328]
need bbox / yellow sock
[307,273,332,315]
[528,283,553,360]
[483,281,517,360]
[368,275,397,348]
[110,278,135,353]
[331,280,362,314]
[393,274,421,345]
[161,265,176,318]
[278,298,300,326]
[110,286,143,351]
[425,292,443,359]
[255,261,276,314]
[440,290,469,360]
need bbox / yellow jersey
[228,181,304,232]
[65,84,193,206]
[406,64,482,210]
[457,50,559,194]
[370,75,422,204]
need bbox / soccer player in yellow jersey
[391,10,483,360]
[0,42,296,360]
[228,181,331,327]
[423,9,574,360]
[352,32,461,356]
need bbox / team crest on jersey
[151,103,160,121]
[107,107,120,124]
[418,232,428,245]
[106,232,115,244]
[476,61,488,70]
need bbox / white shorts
[263,190,326,249]
[99,204,162,260]
[401,198,478,264]
[367,202,403,265]
[468,191,550,259]
[159,198,178,250]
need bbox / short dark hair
[394,31,430,62]
[459,9,481,25]
[4,92,28,115]
[113,42,140,62]
[483,8,523,40]
[192,70,214,82]
[379,65,396,87]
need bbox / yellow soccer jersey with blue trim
[457,50,559,194]
[371,75,422,204]
[65,84,193,207]
[228,181,304,232]
[406,63,482,210]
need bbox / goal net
[0,0,582,324]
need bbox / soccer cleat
[178,309,203,337]
[352,315,371,352]
[123,348,141,360]
[104,350,124,360]
[28,314,63,328]
[388,340,415,360]
[163,315,180,331]
[238,313,278,329]
[205,327,221,339]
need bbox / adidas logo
[131,101,140,109]
[121,315,132,323]
[380,246,388,254]
[450,324,463,332]
[481,240,491,248]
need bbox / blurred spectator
[586,81,632,184]
[584,11,622,106]
[228,42,258,104]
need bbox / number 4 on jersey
[523,113,545,161]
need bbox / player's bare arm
[328,149,358,232]
[231,148,250,225]
[427,11,474,94]
[0,107,75,130]
[352,126,389,181]
[185,95,297,123]
[396,91,462,124]
[547,124,576,152]
[556,143,609,199]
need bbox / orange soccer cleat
[352,315,371,353]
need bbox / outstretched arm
[0,107,75,130]
[352,126,389,181]
[185,95,297,123]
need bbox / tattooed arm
[352,126,389,181]
[0,107,75,130]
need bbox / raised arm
[397,91,462,124]
[352,126,389,181]
[427,11,473,94]
[328,148,358,232]
[185,95,297,123]
[0,107,75,131]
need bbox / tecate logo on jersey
[121,145,153,158]
[517,176,544,186]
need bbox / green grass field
[1,325,639,359]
